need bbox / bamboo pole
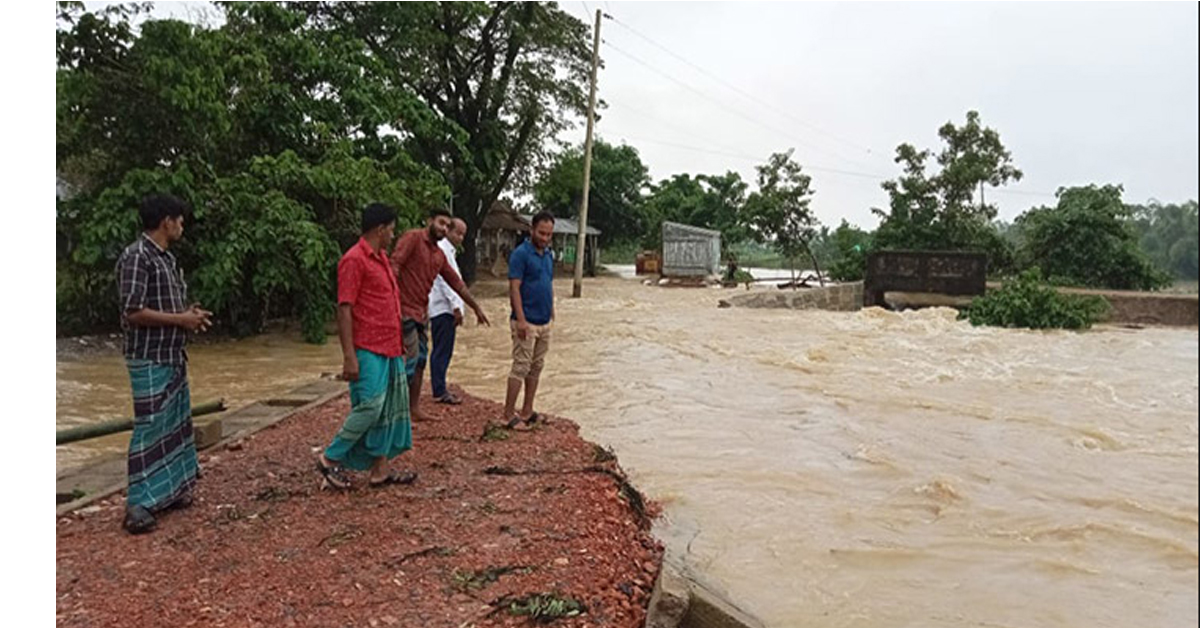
[56,399,226,445]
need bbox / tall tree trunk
[460,232,480,285]
[455,188,485,284]
[803,240,826,287]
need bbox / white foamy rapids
[57,275,1199,627]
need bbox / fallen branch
[383,546,452,568]
[479,465,651,528]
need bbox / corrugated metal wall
[662,221,721,277]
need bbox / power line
[589,10,1059,201]
[609,134,762,163]
[987,187,1057,199]
[601,39,882,174]
[600,93,894,181]
[606,130,1059,200]
[602,95,752,158]
[606,13,883,162]
[605,132,892,181]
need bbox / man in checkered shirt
[115,194,212,534]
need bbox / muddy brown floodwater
[58,273,1199,627]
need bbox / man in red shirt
[391,208,490,421]
[317,203,415,490]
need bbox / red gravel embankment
[57,388,663,628]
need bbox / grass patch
[506,593,586,622]
[481,424,510,442]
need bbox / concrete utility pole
[572,9,602,299]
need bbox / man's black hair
[362,202,398,233]
[139,194,189,231]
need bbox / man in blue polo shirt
[503,210,556,426]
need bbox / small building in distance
[476,202,601,277]
[661,221,721,279]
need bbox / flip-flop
[316,460,353,490]
[369,470,418,487]
[504,413,542,430]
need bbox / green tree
[640,174,706,249]
[743,150,823,286]
[823,220,873,282]
[994,219,1026,255]
[1128,200,1199,281]
[873,111,1021,274]
[636,171,751,251]
[308,1,593,281]
[693,172,751,247]
[56,2,447,340]
[533,138,650,245]
[1015,185,1169,290]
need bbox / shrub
[961,269,1109,330]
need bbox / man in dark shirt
[391,208,489,421]
[115,194,212,534]
[503,211,556,426]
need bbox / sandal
[123,505,157,535]
[369,470,418,487]
[506,412,542,429]
[435,393,463,405]
[316,460,353,490]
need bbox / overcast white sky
[140,1,1200,228]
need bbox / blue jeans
[429,312,457,398]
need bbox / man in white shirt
[428,217,468,404]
